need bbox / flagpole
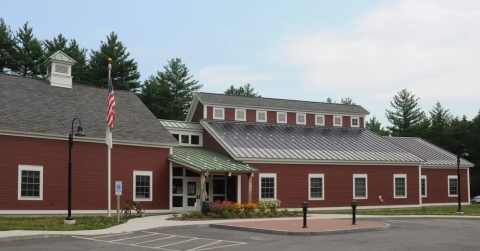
[107,58,112,217]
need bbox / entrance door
[184,178,199,211]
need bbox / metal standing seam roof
[383,136,475,167]
[159,119,204,131]
[201,120,425,163]
[195,92,370,115]
[0,74,178,145]
[169,146,258,173]
[44,50,77,64]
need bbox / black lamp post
[65,118,86,224]
[457,144,468,214]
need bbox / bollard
[302,202,308,228]
[351,200,357,225]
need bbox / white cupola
[43,50,76,88]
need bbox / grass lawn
[315,204,480,216]
[0,216,128,231]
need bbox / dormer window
[334,116,342,126]
[235,109,246,121]
[277,112,287,123]
[351,117,359,127]
[213,107,224,120]
[257,111,267,122]
[315,115,325,126]
[296,113,306,125]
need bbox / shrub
[237,212,246,218]
[243,203,258,213]
[209,200,238,214]
[221,211,232,218]
[189,211,203,218]
[258,199,281,212]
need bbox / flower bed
[168,199,302,221]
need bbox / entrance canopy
[169,146,259,174]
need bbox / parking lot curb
[208,223,391,236]
[0,234,66,243]
[353,216,480,221]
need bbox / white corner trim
[185,95,200,122]
[235,109,246,121]
[315,114,325,126]
[256,110,267,122]
[169,162,173,212]
[133,170,153,201]
[237,175,242,203]
[393,174,407,199]
[350,116,360,127]
[353,174,368,199]
[296,113,306,125]
[448,175,458,197]
[308,174,325,201]
[213,107,225,120]
[203,104,207,119]
[18,165,43,201]
[421,175,427,198]
[333,115,342,127]
[259,173,277,200]
[277,112,287,124]
[467,169,471,203]
[419,166,422,205]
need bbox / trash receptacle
[201,201,211,215]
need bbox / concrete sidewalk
[1,213,480,241]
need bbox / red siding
[343,116,351,127]
[203,131,230,157]
[242,164,420,208]
[421,169,469,204]
[191,102,204,122]
[287,112,296,124]
[360,117,365,128]
[0,135,170,211]
[225,108,235,121]
[206,106,213,119]
[306,114,315,125]
[246,109,256,122]
[325,115,333,127]
[267,111,276,123]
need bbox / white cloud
[281,0,480,99]
[196,66,271,89]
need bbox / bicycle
[120,199,146,219]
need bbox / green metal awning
[169,146,258,173]
[159,119,204,131]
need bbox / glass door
[184,178,199,211]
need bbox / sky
[2,0,480,127]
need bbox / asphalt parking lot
[2,219,480,251]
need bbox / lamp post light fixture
[64,118,86,225]
[456,144,468,214]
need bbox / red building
[0,51,474,214]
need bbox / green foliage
[138,58,202,120]
[87,31,140,91]
[366,116,388,136]
[221,211,232,218]
[0,18,18,73]
[385,89,428,137]
[326,97,332,103]
[258,199,281,213]
[224,83,261,97]
[340,97,356,105]
[12,22,45,78]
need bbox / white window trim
[277,112,287,124]
[393,174,407,199]
[334,115,343,127]
[296,113,306,125]
[256,110,267,122]
[315,114,325,126]
[308,174,325,200]
[18,165,43,201]
[133,170,153,201]
[351,117,360,127]
[259,173,277,200]
[353,174,368,199]
[213,107,224,120]
[235,109,246,121]
[421,175,427,198]
[448,175,458,197]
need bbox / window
[18,165,43,200]
[134,171,152,201]
[296,113,306,125]
[394,174,407,198]
[421,175,427,197]
[353,174,367,199]
[257,111,267,122]
[235,109,246,121]
[308,174,324,200]
[172,133,202,146]
[351,117,359,127]
[277,112,287,123]
[181,135,189,144]
[213,107,224,119]
[172,134,179,141]
[191,135,200,145]
[334,116,342,126]
[448,175,458,197]
[259,173,276,200]
[315,115,325,126]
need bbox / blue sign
[115,181,122,195]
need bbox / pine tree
[366,116,387,135]
[326,97,332,103]
[139,58,203,120]
[426,101,453,145]
[224,83,261,97]
[43,34,88,84]
[385,89,427,137]
[341,97,355,105]
[87,32,140,91]
[0,18,18,73]
[12,22,45,77]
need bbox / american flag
[107,77,116,128]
